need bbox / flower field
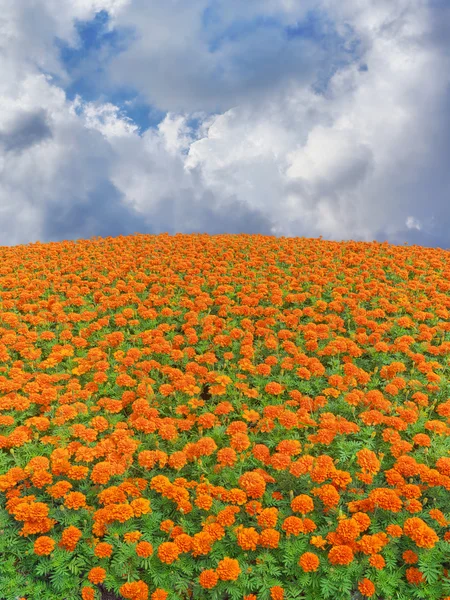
[1,233,450,600]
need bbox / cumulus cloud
[0,0,449,247]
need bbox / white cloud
[406,216,422,231]
[0,0,449,247]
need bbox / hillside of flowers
[1,233,450,600]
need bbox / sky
[0,0,449,248]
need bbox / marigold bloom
[124,531,142,543]
[358,533,389,555]
[216,557,241,581]
[120,580,149,600]
[291,494,314,515]
[237,526,259,550]
[136,541,153,557]
[386,524,403,538]
[238,472,266,499]
[230,432,250,451]
[270,586,284,600]
[429,508,447,526]
[157,541,180,564]
[406,567,424,585]
[312,484,340,508]
[95,542,113,558]
[64,491,87,510]
[310,535,327,549]
[328,544,354,565]
[335,518,360,543]
[257,507,278,528]
[34,536,55,556]
[259,528,280,549]
[369,554,386,569]
[403,550,418,564]
[199,569,219,589]
[59,525,82,551]
[88,567,106,584]
[195,494,213,510]
[356,449,380,474]
[217,447,237,467]
[130,498,151,517]
[403,517,439,548]
[299,552,320,572]
[81,587,95,600]
[282,516,304,537]
[358,578,375,597]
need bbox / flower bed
[1,233,450,600]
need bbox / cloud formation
[0,0,449,247]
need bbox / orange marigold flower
[237,526,259,551]
[151,590,168,600]
[88,567,106,584]
[64,491,87,510]
[257,507,278,528]
[47,480,73,498]
[328,544,354,565]
[259,528,280,549]
[302,518,317,533]
[217,447,237,467]
[227,488,247,505]
[238,472,266,499]
[403,550,418,564]
[199,569,219,589]
[299,552,320,572]
[34,536,55,556]
[406,567,425,585]
[59,525,82,551]
[356,449,380,474]
[95,542,113,558]
[413,433,431,447]
[157,541,180,564]
[310,535,327,549]
[160,519,174,532]
[352,512,371,532]
[370,488,403,512]
[120,580,149,600]
[216,557,241,581]
[386,524,403,538]
[369,554,386,569]
[136,541,153,557]
[270,586,284,600]
[130,498,151,517]
[291,494,314,515]
[230,432,250,452]
[429,508,447,526]
[191,531,214,557]
[81,587,95,600]
[124,531,142,543]
[403,517,439,548]
[358,533,389,555]
[195,494,213,511]
[282,516,304,537]
[335,518,360,542]
[358,578,375,597]
[312,484,340,508]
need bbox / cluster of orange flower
[0,234,450,599]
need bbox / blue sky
[0,0,449,247]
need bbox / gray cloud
[106,0,354,114]
[0,109,52,153]
[41,179,147,242]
